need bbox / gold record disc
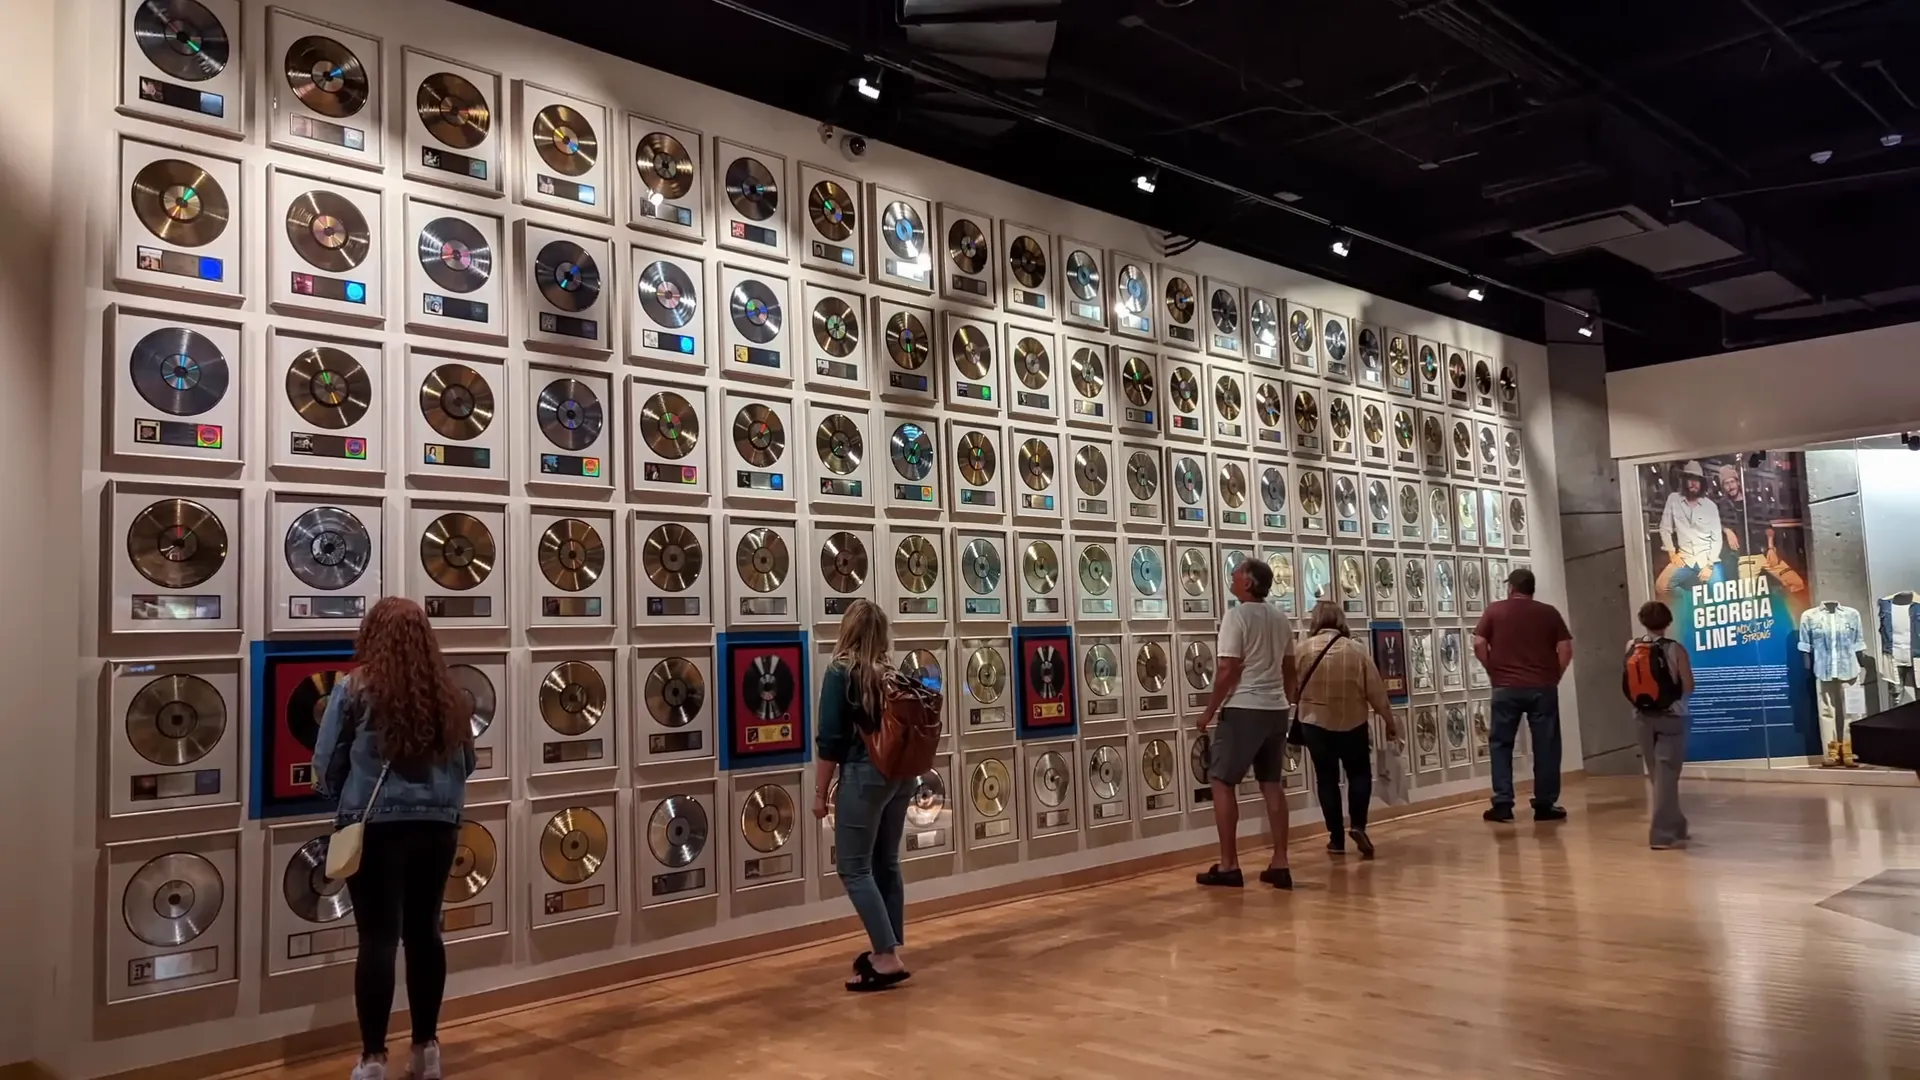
[1424,415,1445,453]
[643,522,703,592]
[419,363,494,442]
[732,402,785,468]
[884,310,931,370]
[1074,443,1108,496]
[1179,546,1209,596]
[950,324,992,379]
[811,295,859,356]
[819,530,868,593]
[1189,733,1211,785]
[450,664,496,738]
[1164,276,1196,324]
[1395,409,1415,450]
[1298,470,1324,516]
[970,758,1010,817]
[1013,336,1050,389]
[126,673,225,767]
[957,431,996,486]
[734,527,789,593]
[1135,640,1169,692]
[285,346,372,430]
[1329,397,1352,439]
[1126,450,1158,500]
[419,512,496,592]
[1255,381,1283,427]
[1142,738,1174,791]
[1448,351,1468,389]
[640,390,699,460]
[1018,437,1054,491]
[537,518,604,592]
[130,158,230,248]
[1294,390,1319,433]
[445,820,497,903]
[635,131,695,200]
[948,217,988,274]
[739,784,796,853]
[539,661,606,736]
[1479,425,1498,463]
[1453,421,1473,459]
[531,103,598,176]
[284,34,368,118]
[1184,641,1214,690]
[539,806,607,884]
[416,71,490,149]
[1169,366,1199,412]
[1214,375,1243,421]
[1363,404,1385,445]
[1077,543,1113,595]
[966,646,1007,704]
[1475,358,1494,397]
[1021,539,1060,593]
[1008,234,1047,288]
[1121,355,1154,406]
[806,179,855,242]
[894,534,940,593]
[1500,366,1519,402]
[1389,334,1410,377]
[644,656,705,728]
[1072,346,1105,397]
[815,413,863,475]
[1219,461,1247,508]
[127,497,227,589]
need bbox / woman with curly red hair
[313,597,475,1080]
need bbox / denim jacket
[311,674,475,827]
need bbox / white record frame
[872,296,938,405]
[514,81,612,220]
[1498,358,1523,420]
[1114,347,1162,437]
[446,650,508,781]
[947,419,1007,519]
[631,510,714,633]
[1329,469,1363,542]
[1066,435,1117,524]
[1161,353,1207,442]
[1507,491,1530,550]
[268,174,385,323]
[109,480,243,635]
[401,47,504,196]
[942,310,1001,415]
[1255,458,1291,537]
[405,196,507,342]
[1427,480,1454,546]
[1023,741,1079,838]
[1358,394,1392,468]
[796,161,864,279]
[526,790,620,926]
[1324,387,1359,463]
[723,516,800,628]
[1013,531,1068,622]
[1174,539,1218,623]
[716,262,794,383]
[1417,408,1449,475]
[627,113,707,243]
[952,526,1011,625]
[441,805,510,944]
[1136,733,1181,819]
[955,638,1014,733]
[519,221,614,355]
[1167,446,1210,533]
[269,328,384,476]
[528,505,617,628]
[1008,427,1064,523]
[869,184,934,293]
[626,244,708,374]
[408,344,508,485]
[719,387,797,507]
[1386,329,1415,397]
[1064,338,1113,429]
[1250,370,1288,454]
[961,747,1020,851]
[1476,418,1503,483]
[1298,547,1334,609]
[266,489,383,634]
[1003,321,1062,423]
[1415,338,1444,403]
[937,203,996,308]
[1158,265,1202,352]
[1403,553,1430,617]
[1370,551,1400,617]
[879,409,942,515]
[104,830,241,1002]
[885,521,947,624]
[904,755,957,859]
[1208,363,1251,448]
[1363,473,1395,545]
[628,375,711,500]
[1001,220,1055,320]
[1336,551,1368,618]
[1355,323,1386,390]
[1058,235,1109,330]
[1129,634,1177,727]
[1394,476,1425,543]
[1432,554,1459,618]
[116,135,244,301]
[1472,353,1497,414]
[1109,251,1156,341]
[526,361,614,489]
[1391,402,1420,471]
[1176,633,1217,719]
[715,138,789,262]
[801,278,870,396]
[1120,441,1166,527]
[527,649,619,777]
[119,0,245,138]
[1460,554,1487,616]
[1078,634,1126,725]
[266,7,383,168]
[1482,487,1507,550]
[265,820,356,975]
[805,399,875,511]
[1445,345,1472,410]
[1450,416,1477,480]
[1502,424,1527,486]
[1214,454,1254,535]
[408,499,508,629]
[807,517,878,626]
[1283,300,1318,375]
[1202,277,1246,360]
[637,779,719,906]
[1296,463,1330,536]
[106,657,241,818]
[1071,535,1121,623]
[1246,291,1282,368]
[1261,544,1299,619]
[1291,379,1325,457]
[1320,310,1355,384]
[110,305,243,466]
[1124,537,1172,621]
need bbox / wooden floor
[255,778,1920,1080]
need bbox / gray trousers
[1635,714,1688,847]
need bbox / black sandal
[846,952,911,993]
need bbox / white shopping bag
[1377,738,1411,806]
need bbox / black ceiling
[454,0,1920,369]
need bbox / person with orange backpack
[1624,600,1694,849]
[812,598,941,991]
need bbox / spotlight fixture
[1576,317,1595,338]
[1466,285,1486,302]
[1810,149,1833,164]
[1133,167,1159,195]
[1883,133,1904,148]
[1330,237,1351,258]
[851,67,882,101]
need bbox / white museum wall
[15,0,1576,1074]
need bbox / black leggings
[1299,724,1372,834]
[343,820,459,1056]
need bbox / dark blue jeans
[834,759,914,953]
[1490,686,1562,809]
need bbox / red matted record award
[1370,622,1409,704]
[261,648,360,807]
[1014,627,1076,736]
[719,632,808,767]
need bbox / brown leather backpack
[861,669,944,780]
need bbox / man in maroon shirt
[1471,567,1574,822]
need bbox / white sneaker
[350,1060,387,1080]
[408,1042,442,1080]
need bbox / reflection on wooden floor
[253,778,1920,1080]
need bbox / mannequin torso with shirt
[1800,600,1867,765]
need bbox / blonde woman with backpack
[1624,600,1694,849]
[813,599,916,991]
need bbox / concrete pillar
[1543,303,1638,775]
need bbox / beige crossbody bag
[324,762,390,880]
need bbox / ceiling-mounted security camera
[817,122,837,144]
[1903,431,1920,451]
[838,132,869,162]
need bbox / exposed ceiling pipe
[1735,0,1897,131]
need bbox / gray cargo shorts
[1209,707,1288,784]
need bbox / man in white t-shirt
[1658,460,1723,589]
[1195,559,1300,889]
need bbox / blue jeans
[1490,686,1562,809]
[834,759,914,953]
[1669,562,1723,589]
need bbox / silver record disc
[1210,288,1239,335]
[134,0,231,82]
[1074,443,1108,496]
[283,836,351,923]
[1334,475,1359,520]
[1184,640,1214,690]
[908,770,947,827]
[445,820,497,904]
[124,851,223,948]
[127,672,226,767]
[1219,461,1248,508]
[449,663,496,739]
[1369,481,1391,522]
[1135,640,1169,692]
[1084,643,1119,696]
[1126,450,1159,500]
[739,784,796,854]
[637,259,698,329]
[129,326,229,417]
[1179,546,1209,597]
[417,215,492,294]
[1078,543,1114,596]
[880,200,926,261]
[960,537,1003,596]
[1173,456,1204,506]
[649,795,709,868]
[284,506,371,591]
[1033,751,1070,808]
[1071,345,1105,398]
[900,648,943,694]
[1130,546,1165,597]
[1013,335,1050,390]
[1405,559,1426,598]
[1142,738,1174,791]
[724,156,779,220]
[729,279,783,344]
[811,295,860,357]
[815,413,863,474]
[1250,297,1278,347]
[536,377,604,451]
[533,240,601,313]
[1022,539,1060,594]
[1089,745,1123,801]
[1065,247,1101,301]
[889,421,935,481]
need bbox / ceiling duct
[900,0,1061,137]
[1512,205,1665,255]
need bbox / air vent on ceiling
[1513,205,1664,255]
